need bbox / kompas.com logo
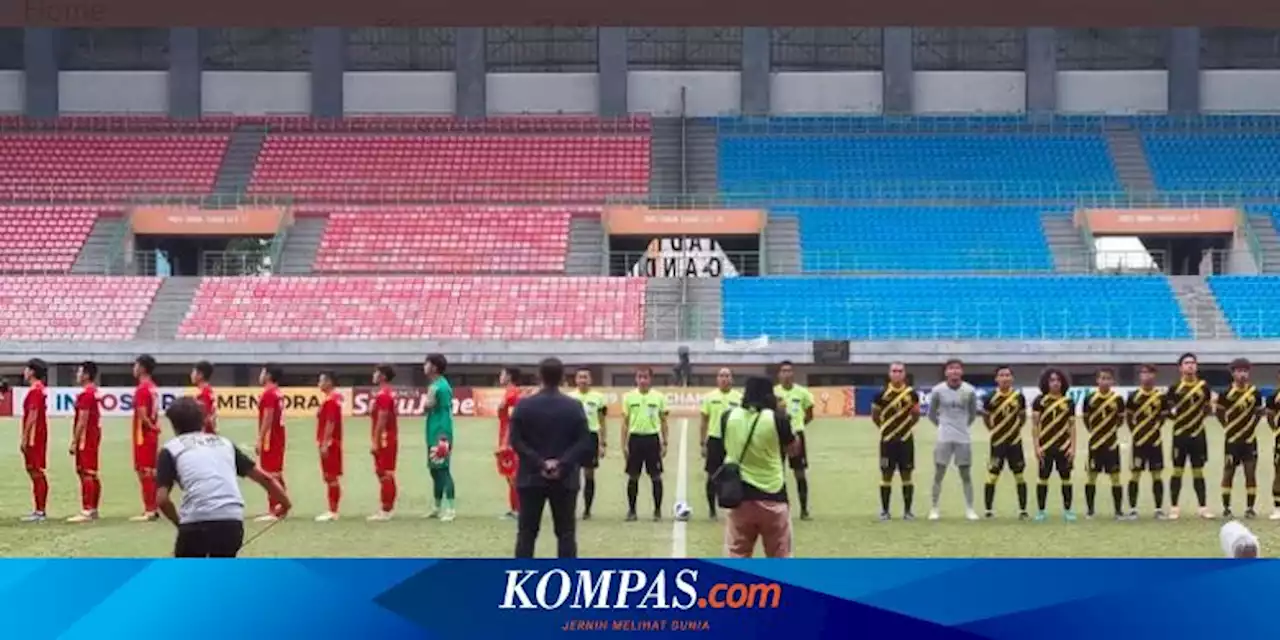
[499,569,782,611]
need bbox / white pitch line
[671,417,690,558]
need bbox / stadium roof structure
[1,338,1278,366]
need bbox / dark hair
[26,358,47,381]
[193,360,214,381]
[539,358,565,387]
[778,360,794,369]
[742,376,776,411]
[994,365,1013,376]
[503,367,521,382]
[1139,364,1158,374]
[426,353,448,375]
[376,364,396,383]
[135,354,157,375]
[576,366,592,375]
[79,361,98,382]
[262,364,284,384]
[1038,368,1071,395]
[1178,353,1197,366]
[166,397,205,435]
[635,366,653,376]
[1230,357,1252,371]
[319,370,338,385]
[1096,367,1116,378]
[944,358,964,369]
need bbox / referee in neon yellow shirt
[622,367,668,522]
[700,368,741,521]
[567,367,606,519]
[775,361,815,520]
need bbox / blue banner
[5,559,1272,639]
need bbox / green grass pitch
[0,416,1273,557]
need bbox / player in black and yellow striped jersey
[1215,358,1264,519]
[1266,378,1280,521]
[871,362,920,521]
[1125,364,1167,520]
[1081,368,1126,520]
[981,366,1028,519]
[1166,353,1214,520]
[1031,368,1077,522]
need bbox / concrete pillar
[455,28,486,117]
[741,27,770,116]
[310,27,344,118]
[1168,27,1201,114]
[23,28,57,117]
[1025,27,1057,115]
[168,28,201,118]
[882,27,912,114]
[598,27,628,117]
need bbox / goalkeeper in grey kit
[926,359,981,521]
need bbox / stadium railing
[608,187,1268,207]
[714,114,1280,135]
[786,249,1169,275]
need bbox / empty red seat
[177,276,647,341]
[248,133,650,203]
[0,276,161,340]
[0,133,229,200]
[0,206,115,273]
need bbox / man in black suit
[508,357,593,558]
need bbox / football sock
[1109,473,1123,515]
[584,476,596,513]
[1152,473,1165,509]
[704,478,715,517]
[1128,479,1140,509]
[796,477,809,513]
[327,482,341,513]
[142,475,157,513]
[879,482,892,513]
[1247,486,1258,510]
[1036,481,1048,511]
[651,478,664,513]
[379,476,397,512]
[902,482,914,513]
[1015,479,1028,512]
[33,474,48,513]
[1061,483,1074,511]
[626,478,639,513]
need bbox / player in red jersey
[315,370,344,522]
[20,359,50,522]
[368,364,399,521]
[496,367,523,519]
[68,361,103,523]
[256,364,288,522]
[191,360,217,434]
[130,355,162,522]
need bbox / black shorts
[626,434,663,476]
[1131,444,1165,472]
[1088,447,1121,474]
[174,519,245,558]
[1038,448,1073,479]
[987,443,1026,475]
[789,431,809,470]
[1225,441,1258,468]
[704,437,725,474]
[1172,436,1208,468]
[879,440,914,474]
[583,432,600,469]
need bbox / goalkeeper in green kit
[424,354,456,521]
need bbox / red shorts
[23,441,47,471]
[259,447,285,474]
[374,442,398,474]
[76,446,100,474]
[496,448,519,479]
[133,435,158,471]
[319,442,343,477]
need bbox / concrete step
[212,125,266,196]
[683,119,719,196]
[72,216,128,274]
[650,118,685,196]
[135,276,202,341]
[277,216,327,275]
[644,280,686,340]
[763,217,802,275]
[1103,128,1157,193]
[565,217,606,276]
[1168,275,1234,339]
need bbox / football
[673,501,692,521]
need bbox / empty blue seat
[1207,275,1280,338]
[1144,133,1280,194]
[775,205,1060,272]
[722,276,1189,340]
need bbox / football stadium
[1,27,1280,558]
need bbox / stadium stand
[0,206,107,273]
[717,131,1120,198]
[721,275,1191,340]
[1207,276,1280,338]
[1143,132,1280,193]
[307,205,578,274]
[176,276,647,341]
[0,276,161,341]
[0,133,229,200]
[248,133,650,202]
[774,205,1060,272]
